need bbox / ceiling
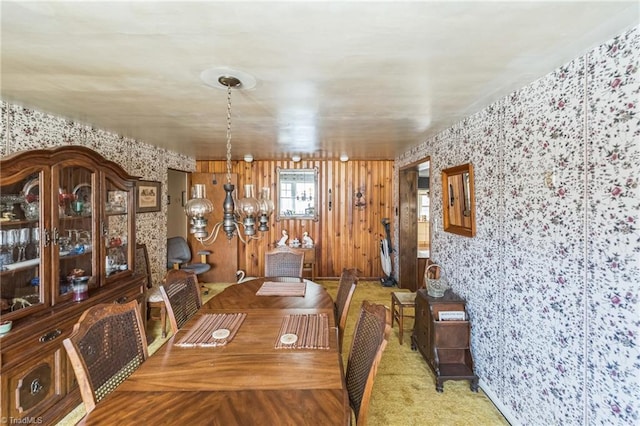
[1,1,638,162]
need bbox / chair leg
[398,305,404,345]
[160,305,167,338]
[390,296,396,328]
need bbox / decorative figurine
[277,230,288,247]
[235,270,257,283]
[302,232,314,247]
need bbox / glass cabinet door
[54,165,96,303]
[104,176,132,281]
[0,171,47,319]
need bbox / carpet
[319,280,509,426]
[58,281,508,425]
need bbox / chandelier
[296,190,313,202]
[184,75,274,245]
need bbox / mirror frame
[276,167,319,221]
[442,163,476,237]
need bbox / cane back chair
[159,269,202,335]
[264,246,304,281]
[346,300,391,425]
[335,267,359,351]
[63,300,148,413]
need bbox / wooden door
[187,173,238,283]
[398,169,418,290]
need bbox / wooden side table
[296,246,316,280]
[412,289,479,392]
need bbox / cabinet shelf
[0,219,38,228]
[59,249,93,260]
[0,258,41,274]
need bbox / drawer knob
[30,378,43,395]
[115,296,128,304]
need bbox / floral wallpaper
[0,102,196,285]
[395,27,639,425]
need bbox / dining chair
[134,243,169,339]
[63,300,148,414]
[345,300,391,426]
[335,267,359,351]
[264,246,304,280]
[390,259,439,345]
[159,269,202,335]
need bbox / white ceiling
[1,1,638,161]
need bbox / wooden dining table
[77,279,350,425]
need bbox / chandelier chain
[225,83,233,183]
[184,74,270,246]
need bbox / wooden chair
[335,267,359,351]
[63,300,148,414]
[134,243,153,289]
[390,259,439,345]
[264,246,304,280]
[134,243,168,339]
[345,300,391,425]
[159,269,202,335]
[135,242,170,338]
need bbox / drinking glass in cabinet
[17,228,30,262]
[31,227,40,257]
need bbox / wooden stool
[391,291,416,345]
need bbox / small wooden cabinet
[293,246,316,281]
[412,289,479,392]
[0,146,145,424]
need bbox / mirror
[442,163,476,237]
[276,167,318,221]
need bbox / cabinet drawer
[1,316,77,369]
[433,321,470,348]
[301,247,315,263]
[3,349,64,419]
[109,283,144,305]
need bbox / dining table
[77,278,350,425]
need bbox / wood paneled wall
[196,159,395,279]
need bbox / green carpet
[58,281,508,425]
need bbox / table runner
[175,313,246,347]
[256,281,306,297]
[275,313,330,350]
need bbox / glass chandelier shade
[258,187,275,232]
[236,184,260,236]
[184,184,214,239]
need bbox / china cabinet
[0,146,146,424]
[412,289,479,392]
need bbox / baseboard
[479,379,518,425]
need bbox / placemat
[274,313,330,350]
[175,313,246,347]
[256,281,306,297]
